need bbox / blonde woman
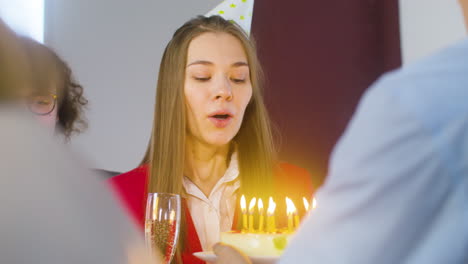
[110,16,313,263]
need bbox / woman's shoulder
[107,165,149,226]
[108,165,148,187]
[108,165,148,200]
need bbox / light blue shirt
[281,39,468,263]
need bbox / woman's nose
[213,78,233,101]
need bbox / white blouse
[182,152,240,251]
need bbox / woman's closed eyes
[194,76,211,81]
[192,76,247,84]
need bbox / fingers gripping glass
[28,94,57,115]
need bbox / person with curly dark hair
[19,37,88,140]
[1,19,160,264]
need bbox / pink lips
[208,110,234,128]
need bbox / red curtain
[251,0,401,188]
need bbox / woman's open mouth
[208,112,234,128]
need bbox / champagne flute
[145,193,181,264]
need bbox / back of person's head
[460,0,468,28]
[19,37,88,139]
[0,19,30,101]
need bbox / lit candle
[248,197,257,233]
[294,210,300,229]
[285,197,295,232]
[258,198,264,232]
[312,197,317,210]
[267,197,276,233]
[240,195,248,232]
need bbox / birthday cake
[220,231,291,257]
[217,196,312,257]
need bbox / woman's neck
[184,136,231,197]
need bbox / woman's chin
[204,135,235,147]
[206,140,232,147]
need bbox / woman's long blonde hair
[144,15,276,259]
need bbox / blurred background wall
[1,0,466,181]
[252,0,402,188]
[400,0,466,64]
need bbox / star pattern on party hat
[205,0,254,35]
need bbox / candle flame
[312,197,317,209]
[267,197,276,216]
[240,195,246,213]
[258,198,264,214]
[285,197,297,215]
[248,197,257,214]
[303,197,310,211]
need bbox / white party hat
[205,0,254,35]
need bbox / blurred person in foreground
[214,0,468,263]
[0,19,157,264]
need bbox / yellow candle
[294,214,300,228]
[248,197,257,233]
[267,216,276,233]
[267,197,276,233]
[243,215,248,233]
[249,215,254,233]
[240,195,247,232]
[285,197,297,233]
[258,198,264,232]
[286,197,299,232]
[287,215,293,233]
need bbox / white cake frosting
[220,231,291,257]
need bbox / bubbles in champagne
[145,218,178,263]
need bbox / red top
[109,162,313,264]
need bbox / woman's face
[184,32,252,147]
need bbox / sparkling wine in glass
[145,193,181,264]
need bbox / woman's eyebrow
[187,60,213,67]
[186,60,249,68]
[231,61,249,68]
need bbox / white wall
[0,0,44,42]
[399,0,466,64]
[45,0,220,172]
